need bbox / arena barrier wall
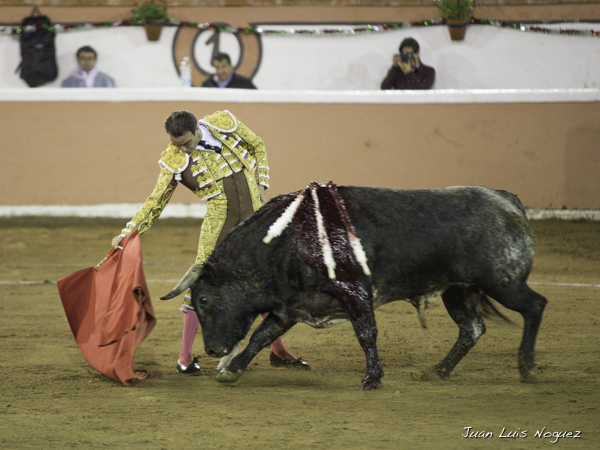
[1,88,599,217]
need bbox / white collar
[77,68,98,88]
[196,123,223,150]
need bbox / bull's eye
[199,297,208,306]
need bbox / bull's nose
[206,348,226,358]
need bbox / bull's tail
[409,290,513,331]
[479,293,514,324]
[408,292,441,330]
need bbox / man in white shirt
[61,46,116,88]
[201,53,257,89]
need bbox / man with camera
[381,37,436,90]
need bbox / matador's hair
[165,110,197,137]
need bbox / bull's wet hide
[286,182,382,388]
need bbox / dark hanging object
[15,7,58,87]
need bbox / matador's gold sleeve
[234,118,270,189]
[119,167,177,238]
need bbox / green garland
[2,18,599,37]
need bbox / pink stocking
[179,311,199,365]
[261,313,296,360]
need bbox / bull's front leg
[216,313,294,383]
[333,280,383,390]
[353,318,383,390]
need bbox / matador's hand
[258,184,267,205]
[96,235,124,270]
[258,185,267,205]
[111,235,125,249]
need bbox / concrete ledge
[2,88,599,104]
[0,204,206,219]
[0,204,598,221]
[526,209,600,221]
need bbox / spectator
[381,37,435,90]
[62,46,116,88]
[202,53,257,89]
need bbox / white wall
[1,22,599,90]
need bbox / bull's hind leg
[489,284,547,382]
[422,286,486,381]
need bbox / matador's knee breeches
[180,172,260,313]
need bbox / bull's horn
[160,263,204,300]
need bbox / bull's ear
[201,261,218,284]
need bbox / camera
[400,51,414,64]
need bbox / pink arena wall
[2,98,599,210]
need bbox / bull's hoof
[361,376,382,390]
[216,368,243,383]
[269,352,312,370]
[519,368,537,383]
[415,366,448,381]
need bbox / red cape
[57,231,156,386]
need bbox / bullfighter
[111,109,310,374]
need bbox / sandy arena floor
[0,217,598,449]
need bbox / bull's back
[215,184,534,303]
[339,185,526,228]
[338,185,535,299]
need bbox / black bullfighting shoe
[269,352,311,370]
[177,357,201,375]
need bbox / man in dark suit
[202,53,257,89]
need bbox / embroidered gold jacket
[120,110,269,237]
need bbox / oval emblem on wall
[172,24,262,87]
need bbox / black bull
[162,183,547,390]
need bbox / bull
[162,182,547,390]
